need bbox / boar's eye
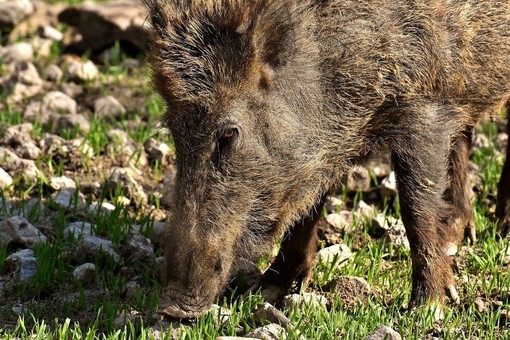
[217,126,239,150]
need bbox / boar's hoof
[158,286,212,319]
[408,253,460,311]
[447,284,460,305]
[407,285,459,321]
[497,216,510,237]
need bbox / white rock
[30,37,52,58]
[281,293,328,311]
[5,248,37,282]
[383,219,410,251]
[5,122,33,134]
[63,221,93,239]
[160,172,176,208]
[355,200,376,218]
[0,0,34,27]
[3,127,41,160]
[246,323,287,340]
[132,221,166,244]
[253,302,291,328]
[72,263,96,284]
[0,42,33,63]
[210,304,232,325]
[125,281,140,298]
[52,188,86,209]
[20,160,40,179]
[55,113,90,134]
[474,297,488,313]
[367,325,402,340]
[71,138,94,158]
[123,233,154,262]
[318,243,352,265]
[41,91,77,116]
[325,211,354,233]
[0,168,13,188]
[107,128,133,145]
[88,201,116,214]
[64,58,99,82]
[112,196,130,206]
[0,216,47,248]
[94,96,126,119]
[494,132,508,150]
[14,61,41,86]
[0,147,39,178]
[23,101,44,122]
[107,167,148,205]
[114,313,143,329]
[50,176,76,190]
[380,171,398,199]
[344,167,371,192]
[11,303,24,315]
[325,196,344,213]
[5,61,43,103]
[37,25,63,41]
[144,137,171,162]
[473,133,490,150]
[43,64,63,82]
[74,235,120,264]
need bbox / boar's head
[144,0,332,318]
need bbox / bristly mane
[143,0,301,111]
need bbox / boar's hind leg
[496,109,510,236]
[258,196,326,304]
[391,110,459,308]
[443,127,476,254]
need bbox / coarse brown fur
[143,0,510,318]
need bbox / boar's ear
[251,0,299,69]
[142,0,169,33]
[142,0,193,34]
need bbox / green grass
[0,45,509,339]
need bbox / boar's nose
[179,251,224,283]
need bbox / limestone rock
[0,216,47,248]
[72,263,96,284]
[94,95,126,120]
[0,0,34,28]
[366,325,402,340]
[4,248,37,282]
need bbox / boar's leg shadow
[254,195,326,304]
[497,104,510,236]
[442,127,477,254]
[390,105,460,307]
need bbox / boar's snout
[159,238,234,319]
[158,284,214,319]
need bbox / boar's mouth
[158,285,213,319]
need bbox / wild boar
[143,0,510,318]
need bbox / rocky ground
[1,0,509,339]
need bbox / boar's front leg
[443,127,476,254]
[390,106,459,308]
[257,196,326,303]
[497,109,510,236]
